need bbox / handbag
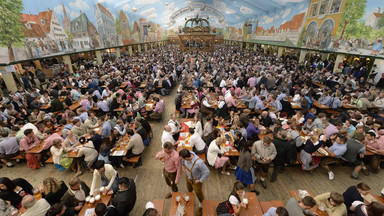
[216,201,234,215]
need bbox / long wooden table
[79,194,112,216]
[169,192,194,216]
[239,192,263,216]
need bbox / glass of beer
[242,198,248,209]
[183,194,190,206]
[32,188,41,198]
[85,196,91,207]
[175,195,181,204]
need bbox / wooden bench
[197,153,207,163]
[127,155,142,168]
[45,156,54,164]
[175,109,180,117]
[202,200,216,216]
[202,200,221,216]
[10,155,24,160]
[325,110,340,114]
[152,199,164,216]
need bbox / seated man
[0,131,19,167]
[61,177,90,213]
[112,177,136,216]
[341,135,368,179]
[364,131,384,174]
[93,203,117,216]
[20,129,44,167]
[314,191,347,216]
[189,128,206,154]
[47,203,75,216]
[161,125,179,148]
[263,206,289,216]
[285,196,317,216]
[320,134,348,180]
[50,96,64,112]
[149,97,164,121]
[21,195,51,216]
[123,129,145,168]
[90,160,119,196]
[70,119,87,137]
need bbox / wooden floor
[2,87,384,215]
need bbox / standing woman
[235,141,260,195]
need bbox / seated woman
[351,201,384,216]
[77,137,98,171]
[216,181,247,216]
[63,130,79,151]
[50,139,77,174]
[40,177,68,205]
[299,128,326,171]
[207,137,236,176]
[0,177,33,209]
[343,183,371,215]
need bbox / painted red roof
[97,3,113,18]
[22,21,46,38]
[373,13,382,18]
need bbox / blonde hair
[43,177,61,194]
[215,137,223,145]
[65,130,73,136]
[310,128,321,143]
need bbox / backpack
[216,201,234,215]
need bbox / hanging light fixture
[132,6,138,13]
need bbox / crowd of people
[0,44,383,215]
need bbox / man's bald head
[164,125,171,132]
[22,195,36,209]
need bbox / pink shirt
[156,150,182,183]
[20,135,40,152]
[117,89,124,96]
[366,139,384,151]
[43,133,64,150]
[247,77,256,87]
[225,96,236,108]
[153,100,165,113]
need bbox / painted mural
[0,0,170,64]
[4,0,384,65]
[226,0,384,58]
[0,0,233,65]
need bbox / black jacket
[112,178,136,216]
[42,181,68,205]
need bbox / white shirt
[202,99,212,107]
[219,79,226,88]
[161,130,175,147]
[203,122,213,137]
[192,121,203,137]
[190,133,205,151]
[168,119,180,134]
